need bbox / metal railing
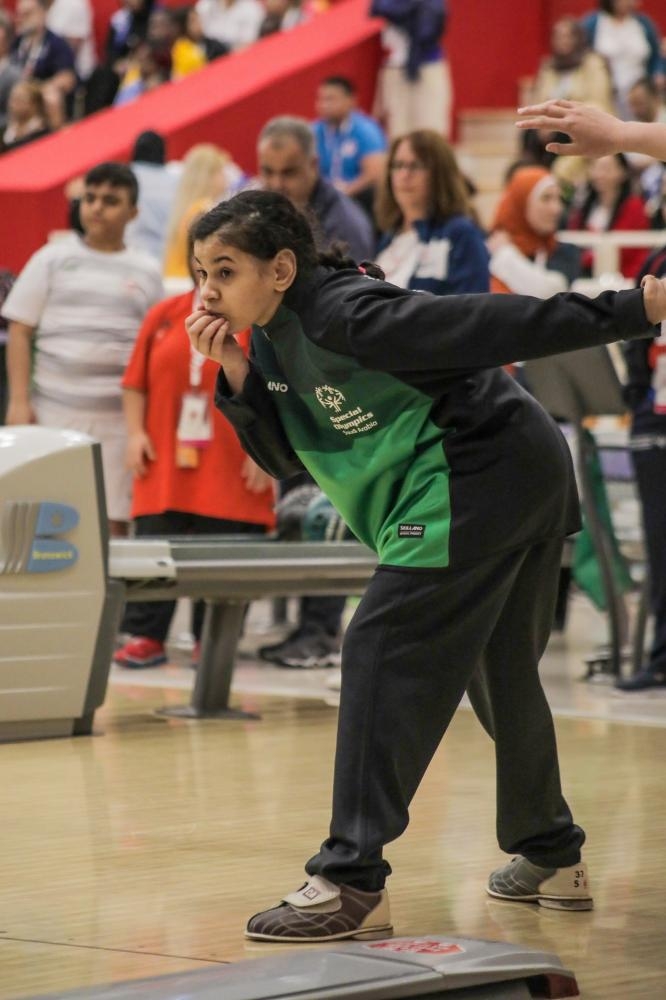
[558,229,665,280]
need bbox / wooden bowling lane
[1,683,665,999]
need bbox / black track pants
[305,536,585,890]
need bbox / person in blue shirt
[375,129,489,295]
[313,75,388,214]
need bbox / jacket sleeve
[214,364,305,480]
[335,280,655,374]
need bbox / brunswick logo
[315,385,346,413]
[0,501,79,575]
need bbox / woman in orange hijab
[488,166,581,296]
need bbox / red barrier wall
[447,0,665,109]
[0,0,382,271]
[0,1,664,271]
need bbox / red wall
[0,1,664,270]
[0,0,383,271]
[448,0,665,109]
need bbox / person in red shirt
[115,283,276,668]
[566,152,650,280]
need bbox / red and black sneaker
[113,637,167,669]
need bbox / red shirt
[122,291,276,526]
[568,195,650,280]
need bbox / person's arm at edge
[516,100,666,160]
[5,321,36,425]
[122,387,155,477]
[340,152,387,197]
[336,277,666,374]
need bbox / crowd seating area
[1,0,666,682]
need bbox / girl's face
[194,236,292,333]
[525,182,563,235]
[389,139,430,218]
[589,155,627,197]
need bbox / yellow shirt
[171,38,207,80]
[163,198,213,279]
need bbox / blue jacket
[376,216,490,296]
[370,0,446,80]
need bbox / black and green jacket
[215,268,652,569]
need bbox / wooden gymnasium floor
[1,592,665,1000]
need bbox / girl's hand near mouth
[185,308,250,392]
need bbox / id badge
[177,392,212,447]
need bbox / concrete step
[458,108,520,154]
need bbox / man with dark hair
[312,75,387,212]
[257,116,374,262]
[2,162,163,537]
[84,161,140,205]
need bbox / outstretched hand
[516,100,624,157]
[642,275,666,327]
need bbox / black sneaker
[616,668,666,692]
[258,629,341,669]
[245,876,392,942]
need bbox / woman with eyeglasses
[374,129,490,296]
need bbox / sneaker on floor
[113,637,167,669]
[616,668,666,692]
[258,629,341,669]
[487,857,593,911]
[245,875,392,942]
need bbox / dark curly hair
[189,189,384,283]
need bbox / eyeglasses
[389,160,427,174]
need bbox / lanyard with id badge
[176,293,213,468]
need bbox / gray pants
[306,536,585,890]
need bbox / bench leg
[157,599,259,720]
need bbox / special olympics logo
[315,385,346,413]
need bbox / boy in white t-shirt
[2,162,164,535]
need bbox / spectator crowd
[1,0,666,688]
